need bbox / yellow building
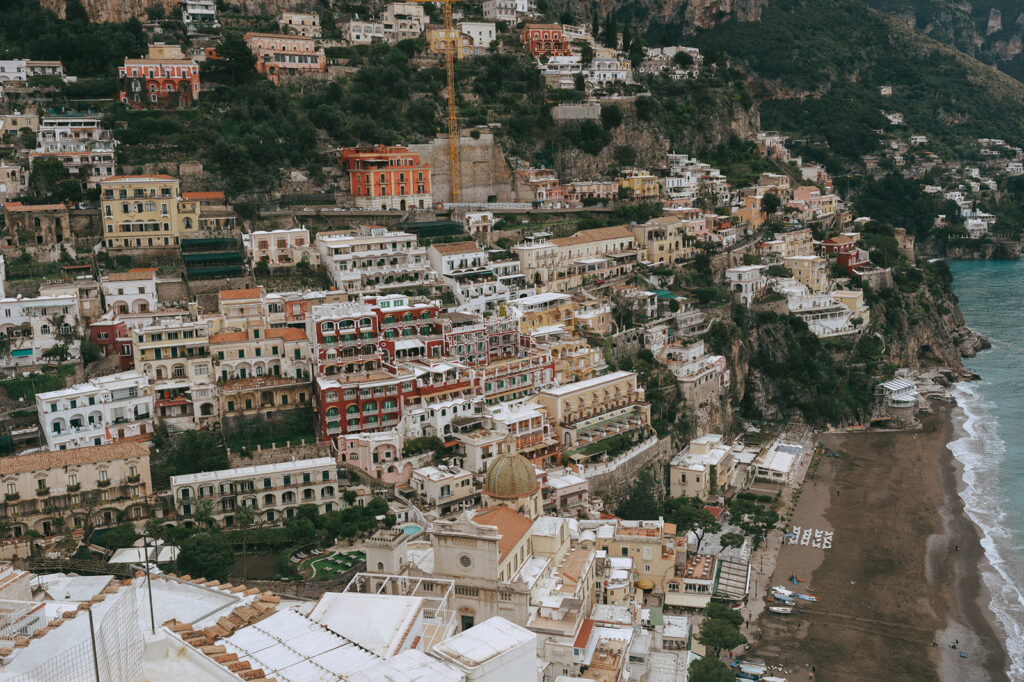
[535,370,650,452]
[515,292,577,334]
[425,28,476,58]
[602,519,680,594]
[733,194,765,230]
[784,255,828,292]
[514,226,639,293]
[617,168,660,198]
[831,289,870,325]
[100,175,200,249]
[629,216,695,266]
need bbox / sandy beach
[751,406,1009,680]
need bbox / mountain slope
[692,0,1024,165]
[860,0,1024,81]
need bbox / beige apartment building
[100,175,200,249]
[630,216,695,266]
[170,457,340,528]
[514,226,639,292]
[132,315,217,427]
[784,254,829,292]
[0,442,153,537]
[535,371,650,452]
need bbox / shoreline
[750,404,1008,680]
[932,398,1009,680]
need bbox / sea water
[949,260,1024,677]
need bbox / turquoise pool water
[401,524,422,536]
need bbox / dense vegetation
[0,0,146,77]
[697,0,1024,166]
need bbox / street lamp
[141,531,155,635]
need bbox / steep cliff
[39,0,310,22]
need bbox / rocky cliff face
[39,0,308,22]
[861,0,1024,81]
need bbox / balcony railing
[68,483,81,492]
[37,487,50,497]
[5,494,18,502]
[126,475,141,484]
[97,480,110,487]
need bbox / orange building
[118,46,200,109]
[340,145,432,210]
[244,32,326,85]
[521,24,571,58]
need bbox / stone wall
[409,130,515,204]
[584,436,674,505]
[227,439,329,468]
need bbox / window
[98,470,108,483]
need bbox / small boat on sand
[795,593,819,602]
[771,585,794,596]
[768,606,792,614]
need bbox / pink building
[335,431,414,484]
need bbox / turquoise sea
[949,259,1024,677]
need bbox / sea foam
[951,382,1024,679]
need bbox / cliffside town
[0,0,1016,680]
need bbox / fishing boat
[772,593,795,603]
[795,593,819,602]
[768,606,792,614]
[771,585,794,596]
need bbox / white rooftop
[516,292,572,307]
[431,616,536,669]
[530,516,566,538]
[346,649,463,681]
[539,370,634,397]
[171,457,336,485]
[308,593,424,658]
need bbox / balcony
[68,483,81,492]
[97,480,110,487]
[37,487,50,497]
[127,475,141,484]
[5,494,18,502]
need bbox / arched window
[326,407,339,417]
[321,321,335,332]
[346,404,359,415]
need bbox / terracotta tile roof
[430,241,482,255]
[209,331,248,344]
[573,618,595,649]
[823,235,855,244]
[219,288,262,301]
[3,202,67,213]
[182,191,224,201]
[266,327,306,341]
[473,506,533,562]
[0,442,148,475]
[105,268,158,282]
[104,175,178,182]
[550,225,633,248]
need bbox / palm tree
[235,505,256,581]
[195,499,216,530]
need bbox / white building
[133,315,216,428]
[343,19,385,44]
[35,371,154,450]
[459,21,496,49]
[31,115,116,187]
[0,60,27,84]
[279,11,321,37]
[0,291,81,365]
[181,0,219,33]
[316,226,435,295]
[464,211,495,235]
[725,265,767,306]
[382,3,428,43]
[482,0,518,23]
[669,434,735,500]
[541,55,632,89]
[410,464,476,513]
[170,456,340,527]
[243,227,317,269]
[100,268,160,315]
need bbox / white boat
[768,606,792,614]
[771,585,794,596]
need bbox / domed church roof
[483,452,540,499]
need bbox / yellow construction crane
[412,0,462,204]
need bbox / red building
[244,32,326,85]
[118,57,200,109]
[316,368,415,439]
[89,318,134,370]
[308,302,381,377]
[365,294,444,361]
[340,145,432,210]
[821,235,857,255]
[521,24,571,58]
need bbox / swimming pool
[401,523,422,536]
